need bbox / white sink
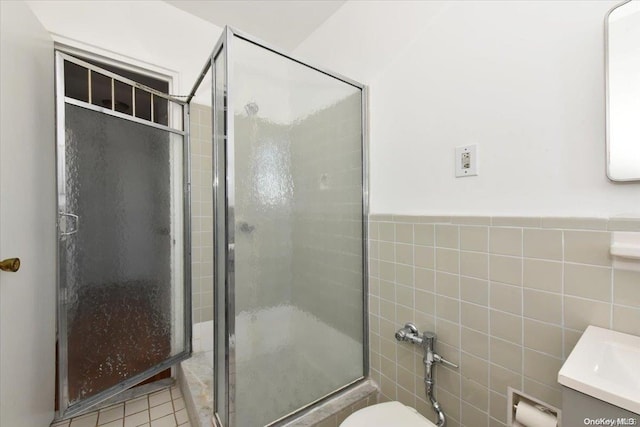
[558,325,640,414]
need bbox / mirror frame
[605,0,640,182]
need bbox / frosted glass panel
[61,104,185,405]
[231,36,364,426]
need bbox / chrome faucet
[395,323,458,427]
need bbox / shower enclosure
[200,28,369,426]
[54,25,367,425]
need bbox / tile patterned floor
[51,386,191,427]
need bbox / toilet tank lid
[340,401,437,427]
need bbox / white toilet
[340,401,437,427]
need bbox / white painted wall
[27,0,222,96]
[296,0,640,217]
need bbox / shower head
[244,102,259,116]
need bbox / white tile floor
[51,386,191,427]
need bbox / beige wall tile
[395,223,413,244]
[396,284,414,309]
[380,354,396,382]
[393,215,422,223]
[395,243,413,265]
[369,259,380,278]
[523,289,562,325]
[490,363,522,395]
[396,264,414,286]
[523,259,562,293]
[452,216,492,226]
[369,221,379,240]
[397,384,415,408]
[370,214,392,221]
[415,267,435,292]
[397,365,416,397]
[492,217,541,228]
[367,214,634,427]
[380,318,398,340]
[490,283,522,315]
[414,311,436,334]
[564,263,612,302]
[461,277,489,306]
[542,217,608,231]
[461,302,489,333]
[461,377,489,411]
[607,218,640,232]
[436,248,460,274]
[415,290,435,315]
[397,305,414,325]
[461,327,489,359]
[379,261,395,282]
[462,402,489,427]
[564,296,611,330]
[461,251,489,280]
[436,295,460,323]
[379,222,395,242]
[414,224,435,246]
[523,349,562,388]
[436,272,460,298]
[379,280,395,302]
[612,305,640,336]
[436,366,461,397]
[490,309,522,344]
[523,319,562,358]
[436,224,459,249]
[489,228,522,256]
[415,246,435,269]
[436,389,461,421]
[460,226,489,252]
[436,318,460,347]
[380,339,397,368]
[613,269,640,307]
[380,373,397,400]
[379,241,394,262]
[564,230,612,266]
[489,255,522,286]
[489,391,508,424]
[523,229,562,261]
[379,298,395,322]
[396,343,416,375]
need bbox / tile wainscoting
[368,215,640,427]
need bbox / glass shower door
[213,28,367,427]
[56,53,191,418]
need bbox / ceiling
[164,0,347,52]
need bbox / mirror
[606,0,640,181]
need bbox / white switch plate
[455,145,478,177]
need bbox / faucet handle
[433,353,458,369]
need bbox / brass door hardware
[0,258,20,272]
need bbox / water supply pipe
[395,324,458,427]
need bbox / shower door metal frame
[54,51,193,420]
[211,26,370,427]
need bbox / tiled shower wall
[368,215,640,427]
[190,103,213,323]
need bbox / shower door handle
[59,212,79,236]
